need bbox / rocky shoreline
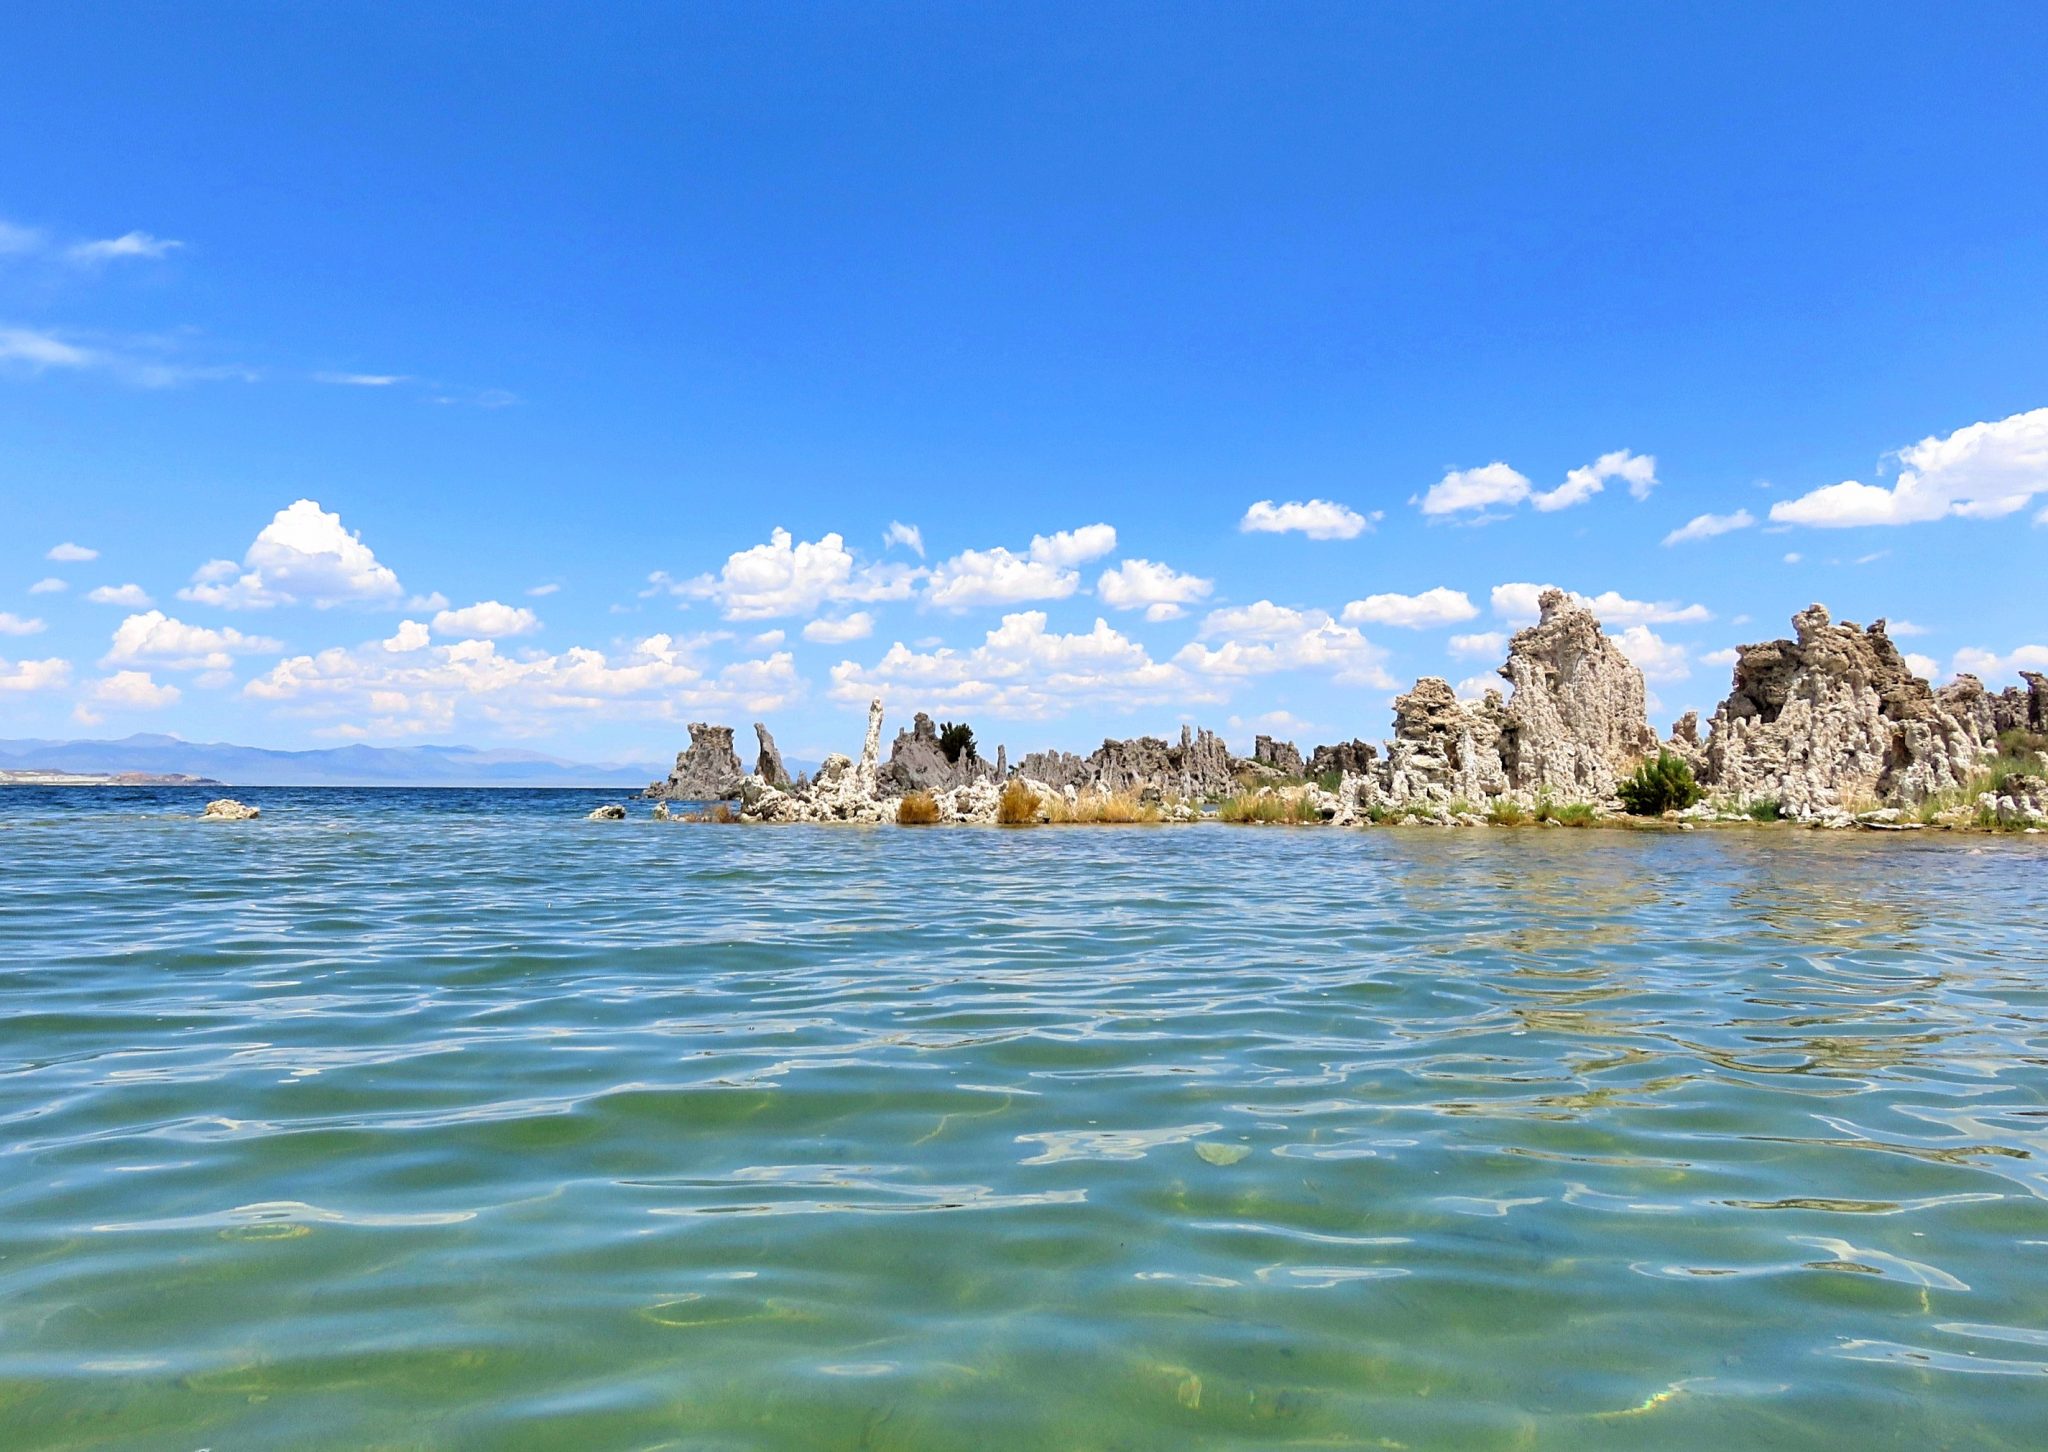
[634,594,2047,833]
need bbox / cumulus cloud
[46,542,97,562]
[180,499,405,609]
[0,612,45,636]
[829,611,1202,719]
[85,583,153,607]
[105,610,282,671]
[803,613,875,644]
[382,620,431,653]
[1239,499,1373,540]
[29,578,66,594]
[88,670,181,709]
[1904,652,1940,680]
[1662,508,1757,546]
[1613,625,1690,681]
[1420,450,1657,517]
[1490,582,1711,627]
[1181,602,1394,688]
[1700,647,1741,670]
[1340,587,1477,629]
[884,520,925,557]
[1449,631,1507,659]
[750,629,786,649]
[1095,559,1214,621]
[1027,524,1118,568]
[0,656,69,692]
[432,600,541,639]
[245,631,802,738]
[1951,643,2048,683]
[676,528,921,620]
[1770,407,2048,528]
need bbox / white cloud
[0,612,44,636]
[245,631,802,738]
[406,591,449,612]
[1340,587,1478,629]
[1449,631,1508,659]
[1421,450,1657,517]
[1095,559,1214,622]
[1228,709,1316,737]
[105,610,282,671]
[1771,407,2048,528]
[180,499,405,610]
[1027,523,1118,568]
[1490,582,1711,627]
[382,620,430,653]
[1,328,99,372]
[1886,620,1929,637]
[1454,674,1502,702]
[1904,652,1940,680]
[1783,552,1803,565]
[46,542,98,562]
[923,529,1119,611]
[28,578,67,595]
[1419,463,1529,516]
[677,528,921,620]
[1613,625,1690,681]
[884,520,925,557]
[432,600,541,639]
[0,221,45,255]
[315,372,408,387]
[750,629,786,648]
[1662,509,1757,546]
[85,583,154,607]
[1181,602,1394,688]
[68,231,181,264]
[1951,644,2048,683]
[0,656,70,692]
[830,611,1202,719]
[804,613,875,644]
[1239,498,1373,540]
[526,583,561,597]
[1701,647,1741,670]
[90,670,181,709]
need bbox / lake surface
[4,787,2047,1450]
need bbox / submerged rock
[586,803,628,821]
[200,798,259,821]
[648,722,746,801]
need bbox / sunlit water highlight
[4,787,2047,1449]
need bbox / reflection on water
[2,787,2046,1450]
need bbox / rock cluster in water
[648,594,2044,829]
[200,798,260,820]
[647,722,745,801]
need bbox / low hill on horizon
[0,732,677,788]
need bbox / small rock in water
[586,803,628,821]
[1195,1142,1251,1166]
[200,799,260,821]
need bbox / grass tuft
[1044,789,1160,824]
[896,791,941,825]
[1218,791,1322,825]
[997,780,1041,826]
[1484,799,1529,826]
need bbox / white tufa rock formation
[1698,604,1983,816]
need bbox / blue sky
[4,4,2046,764]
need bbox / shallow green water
[4,788,2047,1450]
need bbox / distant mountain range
[0,733,677,788]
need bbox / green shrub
[938,721,977,764]
[1618,752,1703,816]
[1485,799,1529,826]
[1218,791,1322,824]
[1745,797,1783,822]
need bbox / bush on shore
[1044,789,1160,824]
[1218,791,1321,824]
[997,780,1040,826]
[896,791,941,825]
[1617,752,1703,816]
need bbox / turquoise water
[4,788,2047,1450]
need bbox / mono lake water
[3,787,2047,1450]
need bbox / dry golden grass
[679,802,740,823]
[997,779,1041,826]
[896,790,941,825]
[1042,789,1161,824]
[1216,790,1321,824]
